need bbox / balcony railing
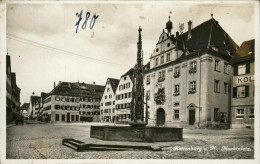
[188,89,196,94]
[173,92,180,96]
[174,72,180,78]
[189,68,197,73]
[158,77,165,82]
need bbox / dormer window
[226,50,232,56]
[155,58,159,66]
[224,33,228,38]
[161,55,164,64]
[223,41,228,46]
[166,53,171,62]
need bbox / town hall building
[144,15,239,128]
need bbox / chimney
[188,20,192,40]
[176,31,179,39]
[93,82,95,85]
[54,82,56,88]
[59,81,61,85]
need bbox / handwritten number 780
[75,10,99,33]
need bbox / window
[76,115,79,121]
[156,48,159,52]
[146,90,150,100]
[189,61,197,73]
[54,105,60,110]
[236,109,244,119]
[155,58,159,66]
[189,81,196,93]
[174,110,179,119]
[237,86,245,98]
[214,108,219,121]
[55,114,59,121]
[214,80,220,93]
[107,88,110,92]
[238,64,246,75]
[174,102,180,107]
[224,63,229,74]
[124,76,127,80]
[174,66,180,77]
[55,97,60,101]
[249,108,254,119]
[71,115,75,121]
[146,75,150,85]
[224,83,228,94]
[161,55,164,64]
[166,53,171,62]
[233,86,249,98]
[62,97,66,102]
[62,115,65,121]
[105,95,107,99]
[215,60,220,71]
[167,43,170,47]
[109,94,112,98]
[113,101,115,105]
[158,70,165,82]
[174,84,180,93]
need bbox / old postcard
[0,1,259,164]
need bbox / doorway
[157,108,165,126]
[67,113,70,123]
[189,110,195,125]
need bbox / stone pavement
[6,123,254,159]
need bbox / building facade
[144,15,238,128]
[20,103,30,119]
[115,69,134,123]
[6,54,21,124]
[231,39,255,129]
[42,81,105,123]
[29,93,41,120]
[100,78,119,122]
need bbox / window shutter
[245,85,249,97]
[234,65,238,75]
[246,63,250,74]
[233,87,237,98]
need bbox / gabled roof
[6,55,11,75]
[171,18,238,57]
[121,68,135,78]
[107,78,120,93]
[41,92,49,101]
[231,39,254,64]
[21,103,30,110]
[30,96,41,105]
[48,82,105,99]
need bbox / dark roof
[30,96,41,105]
[107,78,120,93]
[21,103,30,110]
[121,68,135,78]
[48,82,105,99]
[171,18,238,57]
[6,55,11,75]
[231,39,254,64]
[41,92,49,101]
[11,73,16,87]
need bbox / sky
[6,2,255,104]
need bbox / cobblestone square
[6,123,254,159]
